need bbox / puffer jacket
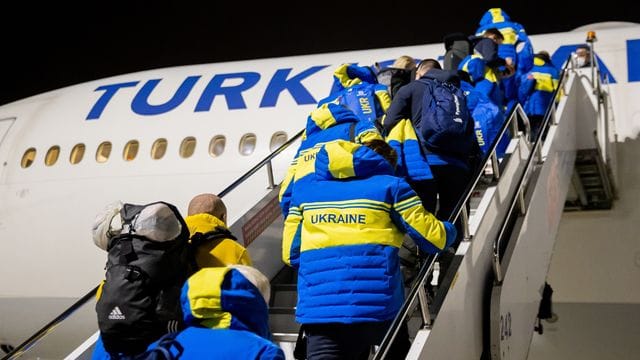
[278,102,382,216]
[282,140,456,324]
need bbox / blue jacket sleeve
[382,85,413,134]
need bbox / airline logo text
[87,41,640,120]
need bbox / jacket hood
[479,8,511,26]
[305,102,360,136]
[424,68,461,84]
[185,213,227,237]
[181,266,272,339]
[332,63,378,92]
[314,140,394,180]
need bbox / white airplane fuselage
[0,22,639,351]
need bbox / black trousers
[410,164,470,246]
[305,321,410,360]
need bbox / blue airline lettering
[87,40,640,120]
[86,81,139,120]
[195,72,260,111]
[627,39,640,82]
[260,66,328,107]
[132,76,201,116]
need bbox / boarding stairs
[2,59,617,360]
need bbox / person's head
[363,139,397,170]
[416,58,442,79]
[482,28,504,45]
[392,55,417,70]
[534,51,551,64]
[188,193,227,223]
[181,265,272,338]
[576,44,591,67]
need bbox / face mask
[576,56,587,67]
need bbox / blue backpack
[416,78,476,158]
[337,84,384,124]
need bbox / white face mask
[576,56,587,67]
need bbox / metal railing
[373,56,573,359]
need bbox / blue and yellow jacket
[92,266,284,359]
[321,63,391,124]
[518,57,560,117]
[476,8,534,75]
[459,54,503,109]
[278,103,382,217]
[282,140,456,324]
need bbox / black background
[1,2,637,106]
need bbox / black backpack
[376,67,415,99]
[95,201,191,355]
[443,32,472,71]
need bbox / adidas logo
[108,306,126,320]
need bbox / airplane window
[209,135,226,157]
[20,148,36,168]
[151,138,168,160]
[123,140,139,161]
[239,133,257,156]
[70,143,85,164]
[96,141,112,163]
[180,137,196,158]
[270,131,288,152]
[45,146,60,166]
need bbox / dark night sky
[1,2,637,106]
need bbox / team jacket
[185,213,252,268]
[518,57,560,117]
[278,102,382,217]
[323,63,392,123]
[282,140,455,324]
[459,54,504,109]
[93,267,283,359]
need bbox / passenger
[93,265,285,359]
[282,139,456,359]
[186,193,252,268]
[475,7,535,107]
[385,59,479,223]
[321,63,391,127]
[575,44,592,68]
[459,28,512,108]
[278,102,382,217]
[378,55,418,99]
[392,55,417,70]
[518,51,560,140]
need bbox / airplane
[0,20,639,358]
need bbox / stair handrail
[373,55,572,360]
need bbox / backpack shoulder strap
[131,332,183,360]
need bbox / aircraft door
[0,117,16,180]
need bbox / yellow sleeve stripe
[282,213,302,266]
[386,119,418,142]
[394,195,422,210]
[398,205,448,250]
